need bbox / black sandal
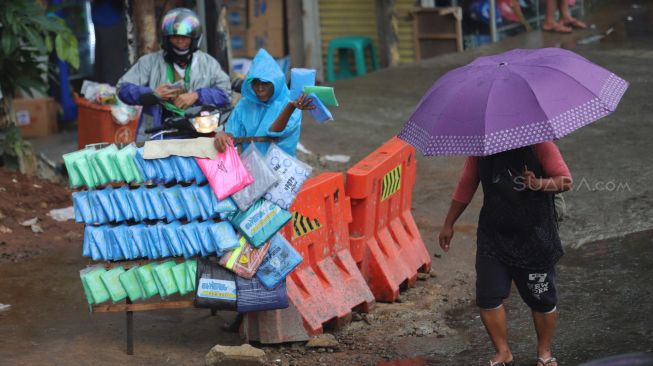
[489,360,515,366]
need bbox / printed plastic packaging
[73,191,94,224]
[133,147,158,182]
[219,236,271,279]
[63,148,94,188]
[110,186,134,221]
[100,266,128,302]
[236,277,288,313]
[196,144,254,200]
[161,185,186,222]
[119,267,145,302]
[153,260,179,297]
[232,144,280,211]
[290,68,316,100]
[80,265,110,305]
[307,92,333,123]
[180,185,202,221]
[228,199,292,247]
[114,143,142,183]
[136,263,159,298]
[256,234,303,289]
[303,85,339,106]
[264,144,313,209]
[73,151,100,188]
[207,221,241,253]
[194,257,237,310]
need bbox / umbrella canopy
[398,48,629,156]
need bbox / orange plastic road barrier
[346,137,432,302]
[75,95,138,148]
[242,172,375,343]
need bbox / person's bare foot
[562,17,587,29]
[541,21,572,33]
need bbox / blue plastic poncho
[226,49,302,157]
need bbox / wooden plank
[418,33,458,40]
[93,300,194,313]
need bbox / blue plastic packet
[162,221,183,257]
[171,156,196,183]
[194,184,215,219]
[110,186,133,221]
[147,224,164,258]
[307,92,333,123]
[73,191,94,224]
[215,197,238,214]
[88,226,110,260]
[190,159,207,184]
[153,158,176,184]
[289,68,316,100]
[192,185,211,221]
[170,156,186,182]
[161,185,186,221]
[128,224,150,259]
[178,222,202,258]
[180,185,201,221]
[134,147,158,182]
[83,225,95,257]
[127,186,149,222]
[88,190,110,224]
[144,186,166,221]
[87,226,103,261]
[227,199,292,248]
[106,187,126,223]
[256,234,303,289]
[208,221,241,253]
[196,221,221,256]
[109,224,134,260]
[236,276,288,313]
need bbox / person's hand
[214,131,233,153]
[439,225,454,252]
[154,84,177,101]
[522,165,541,191]
[290,94,316,111]
[174,91,199,109]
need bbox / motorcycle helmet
[161,8,202,64]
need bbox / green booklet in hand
[303,86,339,107]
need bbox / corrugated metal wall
[396,0,416,63]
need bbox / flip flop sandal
[541,23,572,33]
[536,357,558,366]
[564,19,587,29]
[489,360,516,366]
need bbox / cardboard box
[230,29,249,58]
[247,25,284,58]
[13,97,58,138]
[248,0,284,29]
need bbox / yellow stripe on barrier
[292,211,322,238]
[381,165,402,201]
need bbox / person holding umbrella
[398,48,629,366]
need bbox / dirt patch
[0,168,81,263]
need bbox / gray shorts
[476,254,558,313]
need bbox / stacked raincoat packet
[69,140,309,312]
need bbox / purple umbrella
[398,48,629,156]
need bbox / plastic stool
[326,36,379,82]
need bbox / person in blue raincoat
[117,8,231,141]
[214,49,314,157]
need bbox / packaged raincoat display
[144,186,166,221]
[194,257,237,310]
[207,221,241,254]
[133,147,158,182]
[94,144,122,182]
[225,49,302,157]
[127,186,149,222]
[171,261,193,295]
[231,144,280,211]
[80,265,110,305]
[227,199,292,247]
[119,267,145,301]
[160,185,186,222]
[264,144,313,209]
[110,186,134,222]
[153,157,176,184]
[73,151,100,188]
[100,266,128,302]
[128,224,150,259]
[196,144,254,200]
[63,148,95,188]
[307,92,334,123]
[73,191,94,224]
[180,185,202,221]
[136,263,159,299]
[303,85,339,106]
[256,234,303,290]
[170,156,197,183]
[178,222,202,258]
[161,221,183,257]
[218,236,271,279]
[88,189,112,224]
[289,68,316,100]
[108,224,132,260]
[236,277,288,313]
[114,143,142,183]
[153,260,179,297]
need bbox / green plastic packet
[303,86,339,106]
[73,151,100,188]
[94,144,123,183]
[119,267,145,302]
[136,263,159,299]
[63,148,94,188]
[186,259,197,290]
[153,260,179,297]
[171,262,191,295]
[100,266,128,302]
[80,265,110,305]
[115,144,143,183]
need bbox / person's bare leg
[532,309,559,365]
[558,0,587,28]
[542,0,572,32]
[480,305,514,364]
[510,0,532,32]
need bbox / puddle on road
[578,2,652,48]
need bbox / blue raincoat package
[134,147,158,182]
[144,186,166,221]
[88,226,112,260]
[236,276,288,313]
[147,224,164,258]
[161,185,186,221]
[161,221,184,257]
[307,92,333,123]
[73,191,94,224]
[178,222,201,258]
[180,185,202,222]
[225,49,303,157]
[109,224,134,260]
[256,233,303,289]
[128,224,150,259]
[289,68,316,100]
[127,186,149,222]
[232,144,280,211]
[171,156,196,183]
[264,144,313,209]
[208,221,241,253]
[227,199,292,248]
[110,186,133,221]
[196,221,221,256]
[89,189,112,224]
[83,225,103,260]
[153,158,176,183]
[191,159,207,184]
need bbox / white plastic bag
[264,144,313,209]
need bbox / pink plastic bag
[195,145,254,200]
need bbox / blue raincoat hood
[226,49,302,157]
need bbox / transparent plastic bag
[264,143,313,209]
[232,144,280,211]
